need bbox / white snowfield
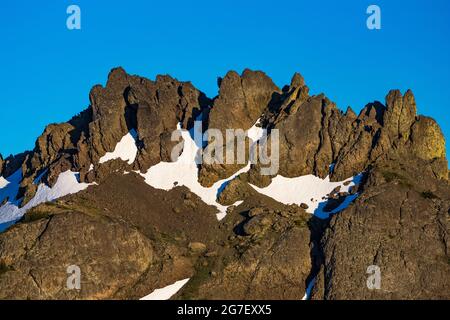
[140,278,190,300]
[0,170,94,226]
[0,120,263,227]
[140,121,263,220]
[99,129,138,165]
[140,119,361,220]
[246,119,264,142]
[302,277,316,300]
[250,173,363,219]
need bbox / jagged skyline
[0,67,448,299]
[1,0,449,159]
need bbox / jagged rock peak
[198,69,282,186]
[0,152,29,180]
[345,106,357,118]
[290,72,305,88]
[1,68,448,204]
[384,89,417,140]
[6,67,211,205]
[209,69,280,131]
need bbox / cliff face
[0,68,448,300]
[311,161,450,300]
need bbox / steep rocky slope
[0,68,448,299]
[311,159,450,300]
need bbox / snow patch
[99,129,138,165]
[0,220,16,233]
[0,170,94,226]
[302,277,316,300]
[140,120,261,220]
[0,169,22,210]
[140,278,190,300]
[246,119,264,142]
[250,173,363,219]
[139,118,360,220]
[329,163,336,174]
[0,177,8,189]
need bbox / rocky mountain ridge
[0,68,448,299]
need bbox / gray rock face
[199,69,280,186]
[331,90,446,181]
[86,68,210,172]
[130,74,209,171]
[276,95,335,179]
[246,85,447,185]
[311,161,450,300]
[208,69,280,133]
[0,211,154,299]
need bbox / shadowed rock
[311,160,450,300]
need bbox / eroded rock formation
[0,68,448,300]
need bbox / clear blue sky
[1,0,449,160]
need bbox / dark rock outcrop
[245,86,447,187]
[1,152,29,179]
[0,173,219,299]
[311,160,450,299]
[198,70,280,187]
[176,197,313,300]
[0,211,154,299]
[208,69,280,133]
[81,67,209,175]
